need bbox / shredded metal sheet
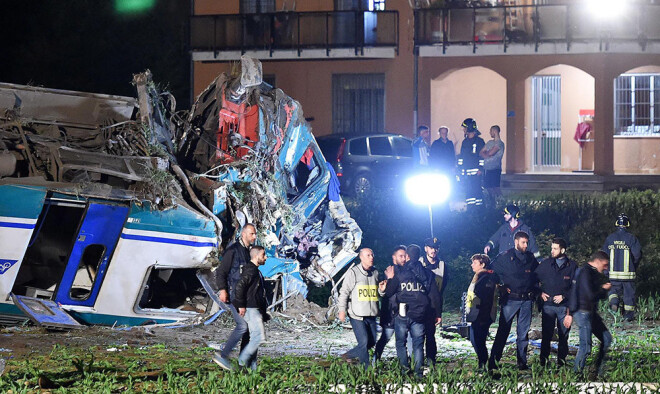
[0,57,361,311]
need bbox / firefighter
[457,118,485,208]
[602,213,641,321]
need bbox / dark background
[1,0,190,107]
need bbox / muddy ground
[1,300,657,370]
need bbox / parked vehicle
[317,133,413,196]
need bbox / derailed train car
[0,57,361,328]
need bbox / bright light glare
[405,173,451,206]
[587,0,627,20]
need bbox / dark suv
[316,133,413,196]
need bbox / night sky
[1,0,190,107]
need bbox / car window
[368,136,393,156]
[391,137,412,157]
[317,139,341,160]
[349,138,367,156]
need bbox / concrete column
[505,77,526,173]
[593,69,615,176]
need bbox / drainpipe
[413,46,419,135]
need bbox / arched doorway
[430,66,507,172]
[525,65,595,173]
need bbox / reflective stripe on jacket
[602,228,641,281]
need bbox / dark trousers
[463,174,483,206]
[469,319,492,369]
[424,318,437,365]
[574,311,612,375]
[608,280,635,316]
[488,300,532,370]
[540,304,570,366]
[346,317,378,369]
[374,326,395,361]
[394,316,425,377]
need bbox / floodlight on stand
[404,173,451,238]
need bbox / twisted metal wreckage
[0,56,361,329]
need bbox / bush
[343,189,660,311]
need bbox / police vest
[347,266,380,318]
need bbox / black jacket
[491,248,539,302]
[536,256,578,307]
[486,220,539,256]
[215,240,250,301]
[233,262,269,320]
[429,139,455,173]
[458,135,485,173]
[385,261,442,322]
[569,264,609,314]
[378,266,398,328]
[466,270,498,323]
[602,228,642,281]
[420,256,447,317]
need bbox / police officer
[337,248,380,369]
[373,245,407,363]
[457,118,485,208]
[420,238,447,366]
[383,253,441,378]
[536,238,577,367]
[602,213,642,321]
[488,231,539,372]
[484,204,540,258]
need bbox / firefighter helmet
[503,204,521,219]
[461,118,480,135]
[616,213,630,228]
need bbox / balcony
[414,3,660,57]
[191,10,399,61]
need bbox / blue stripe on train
[0,221,36,229]
[120,233,216,247]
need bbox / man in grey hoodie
[338,248,380,369]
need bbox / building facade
[191,0,660,177]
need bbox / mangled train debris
[0,56,361,329]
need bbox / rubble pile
[0,56,362,320]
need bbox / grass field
[1,305,659,393]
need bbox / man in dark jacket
[466,254,497,369]
[429,126,456,175]
[484,204,539,258]
[384,255,442,378]
[488,231,539,371]
[420,237,448,366]
[213,224,257,370]
[457,118,485,208]
[230,245,269,371]
[602,213,642,321]
[536,238,578,367]
[569,251,612,377]
[373,245,407,363]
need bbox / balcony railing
[191,10,399,56]
[415,3,660,53]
